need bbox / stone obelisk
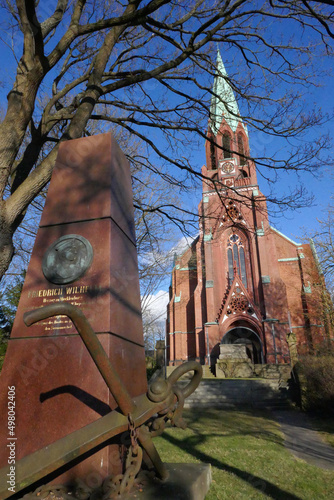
[0,133,147,492]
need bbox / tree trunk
[0,202,14,282]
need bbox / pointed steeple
[210,50,248,137]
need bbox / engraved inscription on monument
[42,235,93,284]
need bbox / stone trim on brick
[278,256,304,262]
[174,292,181,303]
[169,331,196,335]
[291,324,324,329]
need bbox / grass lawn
[153,408,334,500]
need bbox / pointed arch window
[223,133,231,159]
[238,133,246,166]
[227,234,247,288]
[209,133,216,170]
[239,247,247,287]
[227,248,234,282]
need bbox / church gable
[269,226,300,256]
[216,275,261,324]
[174,238,197,268]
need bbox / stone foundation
[167,361,292,383]
[216,359,254,378]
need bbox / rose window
[229,291,249,312]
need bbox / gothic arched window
[209,133,216,170]
[227,234,248,288]
[223,133,231,159]
[238,133,246,166]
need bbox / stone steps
[179,378,292,410]
[202,365,216,379]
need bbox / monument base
[216,343,255,378]
[11,463,211,500]
[126,463,212,500]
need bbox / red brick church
[167,52,331,371]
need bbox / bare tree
[0,0,333,281]
[142,307,165,354]
[311,203,334,295]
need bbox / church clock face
[220,161,234,174]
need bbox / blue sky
[252,75,334,242]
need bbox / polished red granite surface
[0,134,147,489]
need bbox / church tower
[167,51,331,372]
[206,50,256,185]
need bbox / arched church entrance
[222,326,264,364]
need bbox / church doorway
[222,326,264,364]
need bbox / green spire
[210,50,248,136]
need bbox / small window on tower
[209,137,216,170]
[238,134,246,166]
[223,133,231,159]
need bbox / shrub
[145,355,158,380]
[293,343,334,413]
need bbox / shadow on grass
[184,408,284,447]
[160,409,303,500]
[161,432,302,500]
